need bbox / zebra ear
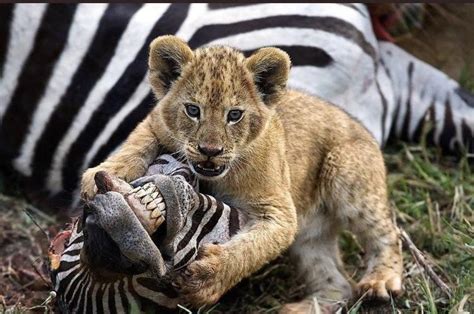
[245,47,291,104]
[148,35,194,99]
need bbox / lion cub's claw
[173,244,228,307]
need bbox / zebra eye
[227,109,244,123]
[185,104,200,119]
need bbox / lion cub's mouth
[190,160,227,178]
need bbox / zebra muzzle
[93,171,167,235]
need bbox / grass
[203,141,473,314]
[3,141,471,313]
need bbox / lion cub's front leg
[175,193,298,306]
[81,117,160,199]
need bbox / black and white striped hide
[49,154,244,313]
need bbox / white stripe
[13,4,108,176]
[63,241,83,254]
[0,4,47,120]
[177,3,374,46]
[114,280,124,313]
[81,75,151,172]
[102,284,111,314]
[60,253,81,263]
[123,278,139,312]
[132,275,178,307]
[91,283,100,313]
[55,264,80,290]
[47,3,170,193]
[64,267,86,302]
[73,272,90,313]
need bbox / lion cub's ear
[148,35,194,99]
[245,48,291,104]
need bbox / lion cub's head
[148,35,290,180]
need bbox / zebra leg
[281,218,352,313]
[380,41,474,153]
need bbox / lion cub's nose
[198,144,223,157]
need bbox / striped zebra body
[50,154,243,313]
[0,3,473,210]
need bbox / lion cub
[81,36,403,310]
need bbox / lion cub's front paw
[173,244,229,307]
[357,271,403,300]
[81,167,100,200]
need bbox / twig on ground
[399,228,452,298]
[24,208,50,242]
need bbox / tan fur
[81,35,403,309]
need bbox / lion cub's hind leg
[285,216,353,312]
[321,139,404,301]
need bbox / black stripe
[57,260,80,274]
[228,207,240,237]
[62,249,81,257]
[65,268,87,305]
[153,158,170,165]
[173,247,196,270]
[74,273,90,313]
[89,93,155,168]
[176,193,208,251]
[95,283,105,314]
[461,119,473,154]
[0,4,77,161]
[57,263,81,293]
[195,198,224,245]
[70,235,84,245]
[0,4,14,77]
[375,79,388,144]
[386,97,401,145]
[108,282,117,314]
[135,277,179,298]
[188,15,376,60]
[455,87,474,108]
[30,4,142,189]
[62,4,190,192]
[401,61,414,141]
[413,97,436,143]
[439,98,456,153]
[244,45,333,67]
[425,104,437,148]
[85,282,94,314]
[119,279,130,313]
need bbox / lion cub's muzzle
[191,160,227,177]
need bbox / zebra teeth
[146,201,158,211]
[155,195,163,203]
[141,195,153,205]
[150,208,162,219]
[157,201,166,213]
[135,189,147,198]
[144,186,155,195]
[150,191,159,200]
[129,186,141,194]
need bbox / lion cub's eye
[185,104,200,119]
[227,109,244,124]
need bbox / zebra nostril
[198,144,223,157]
